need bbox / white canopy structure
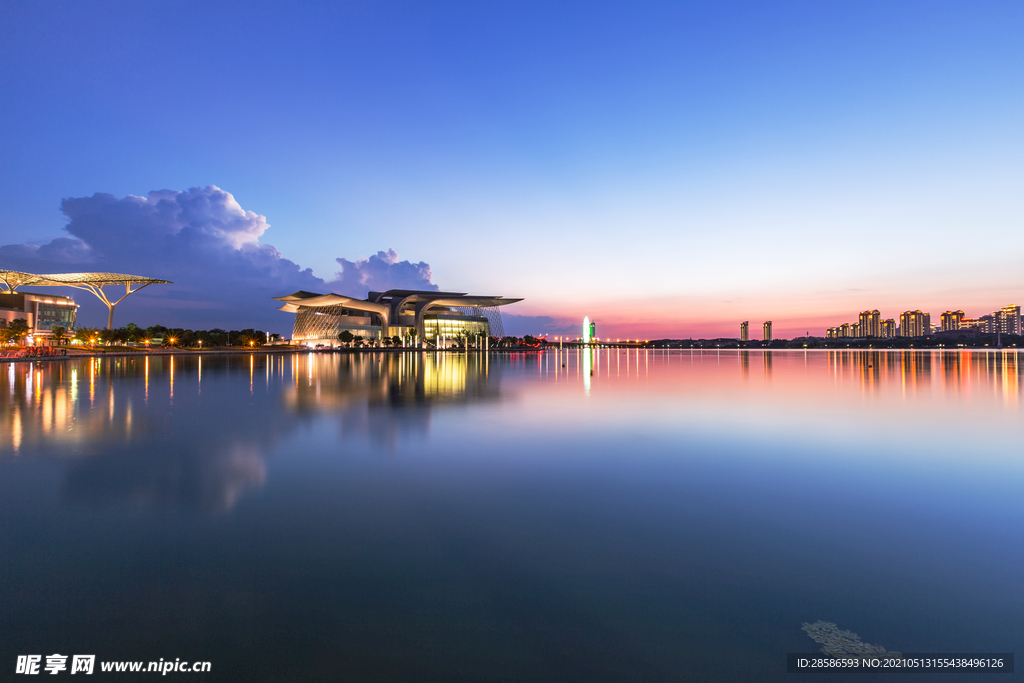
[0,270,172,329]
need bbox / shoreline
[0,346,551,362]
[1,345,1019,365]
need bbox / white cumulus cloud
[326,249,438,293]
[0,186,439,331]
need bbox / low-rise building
[0,291,78,341]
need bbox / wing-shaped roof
[273,291,325,302]
[422,297,523,308]
[276,293,392,315]
[368,289,468,300]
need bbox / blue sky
[1,1,1021,335]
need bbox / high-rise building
[859,310,881,337]
[881,319,896,338]
[838,323,853,338]
[763,321,772,342]
[995,305,1021,335]
[899,311,930,337]
[740,321,749,342]
[977,315,995,334]
[940,311,964,331]
[826,327,838,339]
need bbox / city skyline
[825,303,1021,340]
[1,2,1022,337]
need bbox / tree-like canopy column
[0,270,171,328]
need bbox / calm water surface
[1,350,1022,681]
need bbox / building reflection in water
[583,349,592,395]
[822,349,1020,403]
[284,351,503,448]
[2,350,1018,512]
[0,356,281,512]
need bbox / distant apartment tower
[899,311,931,337]
[995,305,1021,335]
[881,319,896,338]
[740,321,749,342]
[826,327,838,339]
[940,310,964,332]
[763,321,772,342]
[859,310,881,338]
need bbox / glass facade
[423,314,489,344]
[293,306,384,344]
[34,302,77,331]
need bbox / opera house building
[274,289,522,347]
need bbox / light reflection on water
[5,350,1019,435]
[0,349,1021,681]
[2,348,1021,511]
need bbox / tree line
[0,319,277,348]
[333,330,547,349]
[1,318,551,349]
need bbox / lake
[1,349,1021,681]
